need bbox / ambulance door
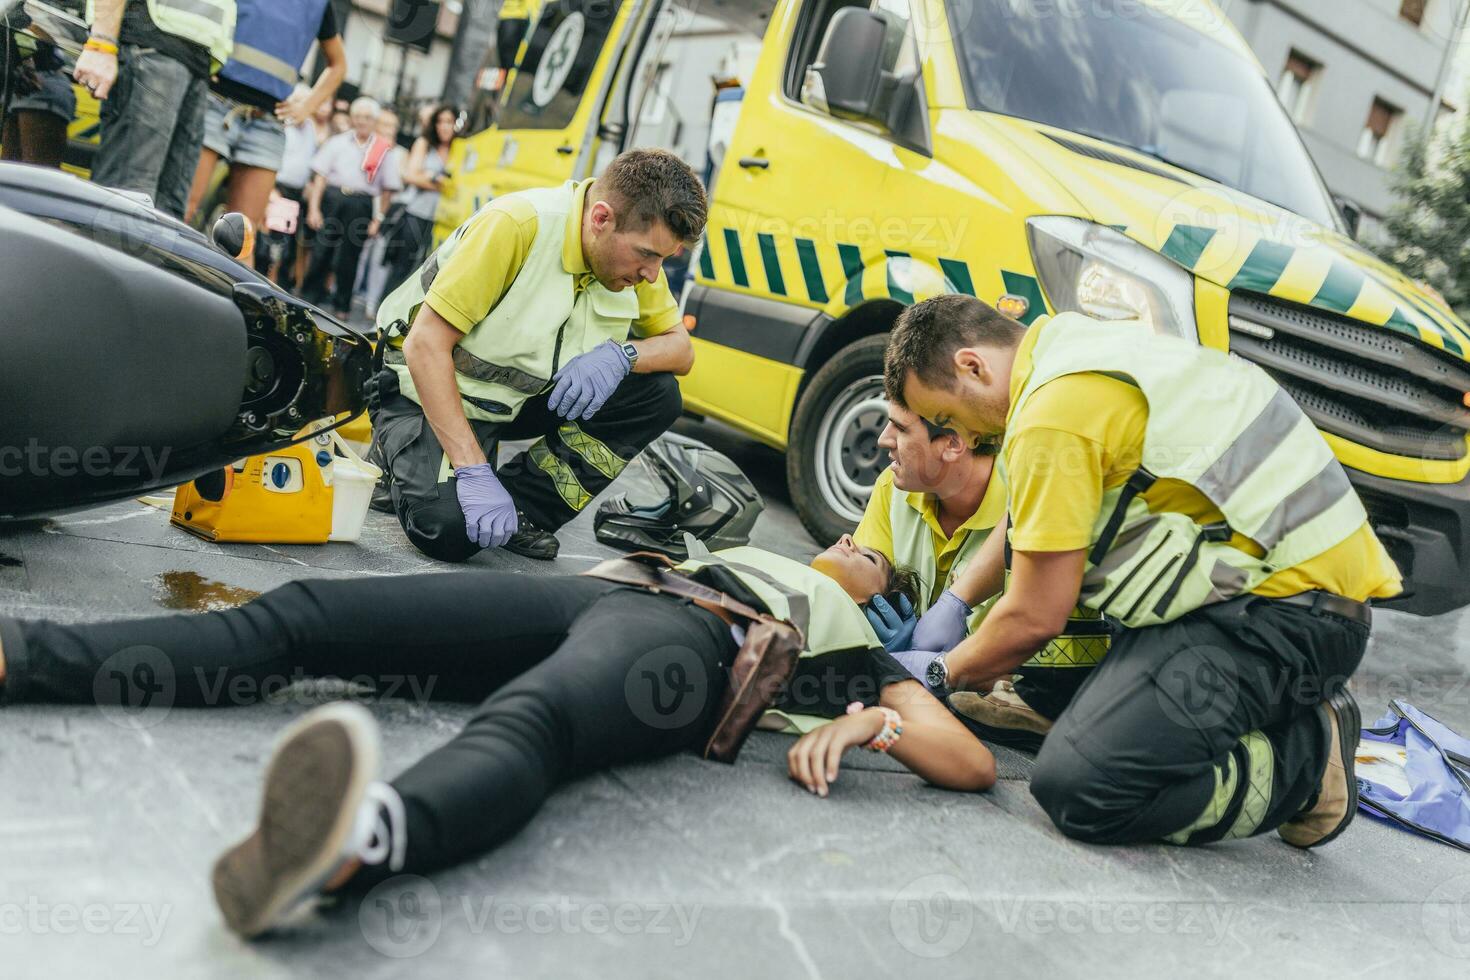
[709,0,902,306]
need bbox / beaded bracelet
[846,702,903,753]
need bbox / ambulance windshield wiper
[1068,127,1231,188]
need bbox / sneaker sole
[212,702,381,938]
[1306,688,1361,849]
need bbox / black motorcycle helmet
[594,433,764,560]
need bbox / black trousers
[383,213,434,300]
[302,187,375,314]
[370,365,683,563]
[1029,595,1369,845]
[0,572,736,878]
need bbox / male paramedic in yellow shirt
[370,149,705,562]
[887,294,1401,850]
[855,402,1109,750]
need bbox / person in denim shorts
[183,2,344,256]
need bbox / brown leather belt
[581,552,804,764]
[1277,590,1372,628]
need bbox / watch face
[925,658,946,689]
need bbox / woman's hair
[882,563,924,613]
[428,103,460,145]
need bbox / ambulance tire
[787,334,892,545]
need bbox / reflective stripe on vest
[675,546,881,658]
[377,181,641,424]
[90,0,236,67]
[219,0,329,103]
[1003,313,1366,629]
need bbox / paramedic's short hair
[350,97,381,117]
[885,294,1027,407]
[595,148,708,246]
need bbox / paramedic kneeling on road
[855,401,1108,749]
[371,149,705,562]
[886,294,1402,850]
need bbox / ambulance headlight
[1027,216,1199,341]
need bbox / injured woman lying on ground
[0,535,995,939]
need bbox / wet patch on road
[152,571,261,612]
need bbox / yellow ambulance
[442,0,1470,616]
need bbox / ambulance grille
[1228,292,1470,462]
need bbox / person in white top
[301,97,402,318]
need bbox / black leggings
[0,572,736,876]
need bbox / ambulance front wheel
[787,334,891,544]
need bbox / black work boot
[503,511,560,560]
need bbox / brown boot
[948,679,1053,753]
[1279,688,1361,849]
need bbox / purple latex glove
[454,463,519,549]
[547,340,632,420]
[912,589,972,653]
[892,648,941,684]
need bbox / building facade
[1221,0,1470,237]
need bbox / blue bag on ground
[1358,699,1470,851]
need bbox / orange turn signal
[996,294,1031,320]
[683,313,697,332]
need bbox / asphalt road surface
[3,417,1469,978]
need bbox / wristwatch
[925,655,952,695]
[620,341,640,369]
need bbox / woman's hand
[307,206,325,231]
[787,709,885,798]
[275,95,311,127]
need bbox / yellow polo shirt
[855,466,1007,607]
[423,178,681,339]
[1003,319,1402,603]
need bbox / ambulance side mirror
[803,8,886,120]
[803,7,933,157]
[1334,195,1363,239]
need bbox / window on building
[1276,50,1320,124]
[1400,0,1428,27]
[1357,97,1402,166]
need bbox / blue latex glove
[547,340,632,420]
[864,593,917,652]
[454,463,519,549]
[912,589,972,653]
[892,648,941,684]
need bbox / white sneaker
[212,702,407,938]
